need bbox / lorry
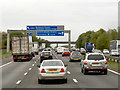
[12,35,33,62]
[85,43,94,52]
[32,42,39,55]
[110,40,120,56]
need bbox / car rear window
[72,52,81,56]
[42,61,63,66]
[88,55,104,60]
[43,52,50,55]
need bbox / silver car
[81,53,108,75]
[38,60,67,84]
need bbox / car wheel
[38,79,43,84]
[14,59,17,62]
[104,69,107,75]
[64,78,67,83]
[81,68,83,73]
[83,69,88,75]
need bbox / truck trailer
[12,35,33,62]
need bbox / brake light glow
[41,69,45,73]
[105,61,107,64]
[78,55,81,57]
[88,67,91,70]
[102,67,106,69]
[61,68,64,72]
[26,57,29,59]
[84,61,87,65]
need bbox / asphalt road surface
[1,52,119,89]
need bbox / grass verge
[2,49,12,59]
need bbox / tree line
[76,28,118,50]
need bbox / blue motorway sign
[27,26,58,30]
[36,31,64,36]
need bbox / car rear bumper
[38,73,67,80]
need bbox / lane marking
[67,71,71,74]
[29,68,32,71]
[0,61,13,68]
[108,69,120,75]
[73,79,78,83]
[32,64,34,67]
[35,61,36,63]
[24,72,28,76]
[16,80,21,85]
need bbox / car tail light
[41,69,45,73]
[78,55,81,57]
[84,61,87,65]
[61,68,64,72]
[105,61,107,64]
[102,67,106,69]
[13,57,16,59]
[26,57,29,59]
[88,67,91,70]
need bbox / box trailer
[12,36,33,62]
[32,42,39,55]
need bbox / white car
[103,49,109,54]
[57,47,64,54]
[38,60,67,84]
[110,50,120,56]
[81,53,108,75]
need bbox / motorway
[1,51,119,89]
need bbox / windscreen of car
[72,52,81,56]
[64,49,69,52]
[43,52,50,55]
[42,61,63,66]
[88,55,104,60]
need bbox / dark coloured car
[69,51,82,62]
[40,51,53,63]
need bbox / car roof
[42,59,63,62]
[86,52,103,55]
[42,51,51,52]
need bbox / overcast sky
[1,0,119,44]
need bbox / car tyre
[64,78,67,83]
[38,79,43,84]
[81,68,83,73]
[14,59,17,62]
[83,69,88,75]
[104,69,107,75]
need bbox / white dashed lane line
[73,79,78,83]
[24,72,28,76]
[16,80,21,85]
[29,68,32,71]
[32,64,35,67]
[67,71,71,75]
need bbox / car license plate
[44,56,49,58]
[74,59,78,60]
[92,63,100,65]
[48,69,58,71]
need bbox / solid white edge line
[108,69,120,75]
[67,71,71,74]
[24,72,28,76]
[32,64,34,66]
[73,79,78,83]
[29,68,32,71]
[0,61,13,68]
[16,80,21,85]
